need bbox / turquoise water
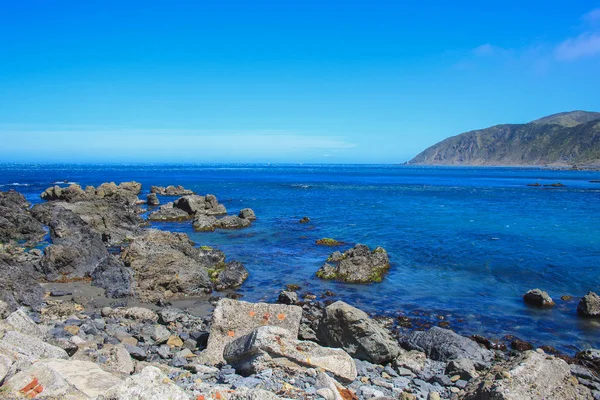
[1,164,599,353]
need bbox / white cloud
[472,43,510,57]
[555,32,600,60]
[582,8,600,26]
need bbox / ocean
[1,163,599,353]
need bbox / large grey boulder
[0,253,44,312]
[103,366,189,400]
[403,327,493,369]
[5,308,44,339]
[224,325,357,382]
[462,351,592,399]
[120,230,226,301]
[3,359,122,399]
[0,190,46,244]
[0,330,69,360]
[199,299,303,365]
[213,261,249,291]
[317,244,391,283]
[316,301,400,364]
[149,194,227,221]
[578,292,600,317]
[146,193,160,206]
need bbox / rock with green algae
[316,244,390,283]
[315,238,343,246]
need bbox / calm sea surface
[1,164,599,353]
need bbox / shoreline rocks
[317,244,391,283]
[149,194,227,222]
[150,185,194,196]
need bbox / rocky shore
[0,182,599,399]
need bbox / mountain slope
[409,111,600,167]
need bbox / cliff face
[409,111,600,167]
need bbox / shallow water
[2,163,600,353]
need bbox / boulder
[103,366,189,400]
[90,255,137,298]
[213,261,249,291]
[277,291,299,305]
[73,343,134,376]
[5,308,44,339]
[214,215,252,229]
[0,191,46,244]
[238,208,256,220]
[523,289,555,307]
[317,244,391,283]
[200,298,303,365]
[578,292,600,317]
[316,301,400,364]
[35,206,108,281]
[403,327,493,369]
[151,185,194,196]
[147,202,191,221]
[192,215,218,231]
[146,193,160,206]
[149,194,227,221]
[224,325,357,382]
[0,330,68,360]
[120,230,226,301]
[577,349,600,371]
[0,253,44,312]
[2,359,122,399]
[41,182,141,205]
[462,351,592,399]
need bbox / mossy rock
[316,238,343,246]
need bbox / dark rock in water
[523,289,555,307]
[120,230,226,301]
[91,254,137,298]
[146,193,160,206]
[403,327,494,369]
[0,191,46,244]
[316,244,390,284]
[316,300,401,364]
[149,194,227,222]
[0,253,44,312]
[37,206,108,281]
[213,261,249,291]
[299,216,310,223]
[150,185,194,196]
[511,338,534,352]
[277,291,298,305]
[238,208,256,220]
[578,292,600,317]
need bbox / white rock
[5,308,44,338]
[103,366,189,400]
[0,330,68,360]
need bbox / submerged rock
[523,289,555,308]
[578,292,600,317]
[224,325,357,382]
[199,298,303,365]
[316,301,401,364]
[316,244,390,283]
[403,327,494,369]
[462,350,592,399]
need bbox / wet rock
[2,359,122,399]
[316,244,391,283]
[37,206,108,280]
[151,185,194,196]
[511,338,534,352]
[146,193,160,206]
[523,289,555,307]
[277,291,299,305]
[316,238,343,246]
[213,261,249,291]
[578,292,600,317]
[0,191,46,244]
[462,350,592,399]
[299,216,310,223]
[103,365,189,400]
[199,298,303,365]
[403,327,493,369]
[239,208,256,220]
[317,301,401,364]
[91,254,137,298]
[120,230,226,301]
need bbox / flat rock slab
[3,359,122,399]
[103,366,189,400]
[200,299,302,365]
[225,326,357,382]
[5,308,45,339]
[0,330,68,361]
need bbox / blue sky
[1,1,600,163]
